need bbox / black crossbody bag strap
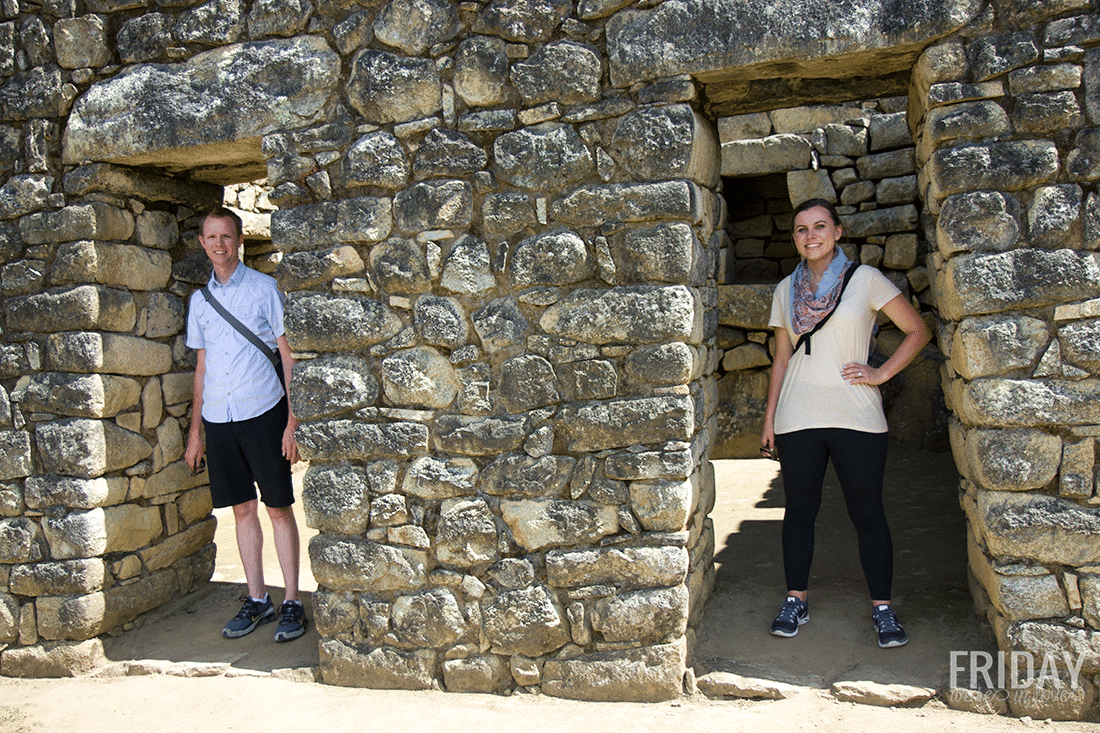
[793,264,861,356]
[201,285,285,393]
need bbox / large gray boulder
[606,0,983,87]
[63,37,340,181]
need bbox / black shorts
[203,398,294,509]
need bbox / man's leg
[267,505,299,602]
[233,499,266,600]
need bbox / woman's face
[792,206,842,266]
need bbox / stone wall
[913,11,1100,720]
[1,0,724,698]
[0,0,1098,717]
[0,161,222,674]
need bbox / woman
[760,198,930,648]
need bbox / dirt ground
[1,450,1096,732]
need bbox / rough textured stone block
[631,477,693,531]
[958,378,1100,427]
[36,591,106,641]
[284,294,402,352]
[510,229,593,289]
[394,180,472,232]
[840,205,917,237]
[320,639,436,689]
[370,237,430,295]
[276,246,364,292]
[139,518,215,572]
[140,460,208,500]
[35,419,152,479]
[309,535,428,591]
[436,497,498,567]
[271,197,392,252]
[7,286,135,333]
[103,504,162,553]
[289,355,378,421]
[1061,318,1100,373]
[63,37,340,174]
[494,123,594,192]
[1008,620,1100,676]
[0,638,106,677]
[0,173,52,219]
[590,585,688,643]
[373,0,457,55]
[24,476,127,510]
[46,332,172,376]
[443,654,510,693]
[542,285,700,345]
[936,190,1021,255]
[472,297,528,353]
[13,373,141,418]
[472,0,570,42]
[928,140,1059,200]
[297,420,428,462]
[720,134,812,177]
[604,0,980,87]
[0,517,46,563]
[551,181,702,226]
[433,414,529,455]
[977,491,1100,566]
[938,249,1100,320]
[480,454,573,498]
[950,314,1048,379]
[542,637,686,702]
[1029,184,1082,249]
[302,464,371,535]
[511,40,600,106]
[500,499,618,550]
[964,428,1061,492]
[0,430,32,481]
[611,104,719,187]
[18,202,133,244]
[482,585,570,656]
[401,456,477,501]
[454,35,509,107]
[381,347,459,410]
[414,128,487,180]
[556,394,693,452]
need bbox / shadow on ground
[695,448,994,690]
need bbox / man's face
[200,215,242,271]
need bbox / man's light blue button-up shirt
[186,263,286,424]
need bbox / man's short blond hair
[201,207,243,239]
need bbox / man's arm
[276,334,299,464]
[184,348,206,471]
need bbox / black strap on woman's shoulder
[792,264,861,356]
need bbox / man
[184,207,307,642]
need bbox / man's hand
[282,416,299,464]
[185,431,205,472]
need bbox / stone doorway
[699,88,967,692]
[711,96,949,460]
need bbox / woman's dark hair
[792,198,841,227]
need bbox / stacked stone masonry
[0,0,1097,718]
[916,9,1100,722]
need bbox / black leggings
[774,428,893,600]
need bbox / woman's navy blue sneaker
[770,596,809,637]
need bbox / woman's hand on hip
[843,361,886,386]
